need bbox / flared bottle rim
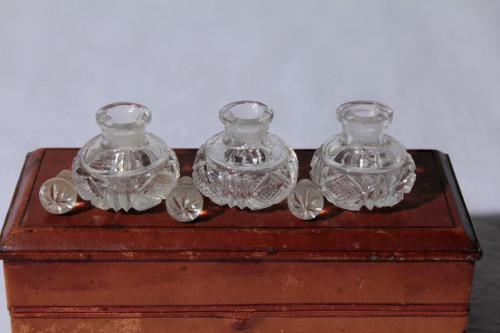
[337,100,393,124]
[219,100,274,126]
[96,102,152,130]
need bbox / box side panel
[10,316,468,333]
[5,261,473,307]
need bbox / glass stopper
[39,170,77,215]
[287,179,324,220]
[166,176,203,222]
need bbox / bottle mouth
[97,102,151,130]
[337,100,393,124]
[219,100,274,125]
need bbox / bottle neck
[96,102,151,149]
[219,100,273,145]
[342,120,387,145]
[337,101,393,146]
[102,127,147,148]
[224,122,269,144]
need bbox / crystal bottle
[39,170,77,215]
[192,100,298,210]
[287,179,324,220]
[310,101,416,211]
[71,102,180,212]
[166,176,203,222]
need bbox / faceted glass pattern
[39,170,77,215]
[310,101,416,211]
[71,102,180,212]
[193,101,298,210]
[287,179,324,220]
[166,176,203,222]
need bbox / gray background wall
[1,1,499,331]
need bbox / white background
[1,1,499,331]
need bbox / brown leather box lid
[0,149,481,262]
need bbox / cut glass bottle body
[193,100,298,210]
[310,101,416,211]
[72,102,180,212]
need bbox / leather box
[0,148,481,333]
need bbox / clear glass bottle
[192,100,298,210]
[166,176,203,222]
[287,179,324,220]
[310,101,416,211]
[71,102,180,212]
